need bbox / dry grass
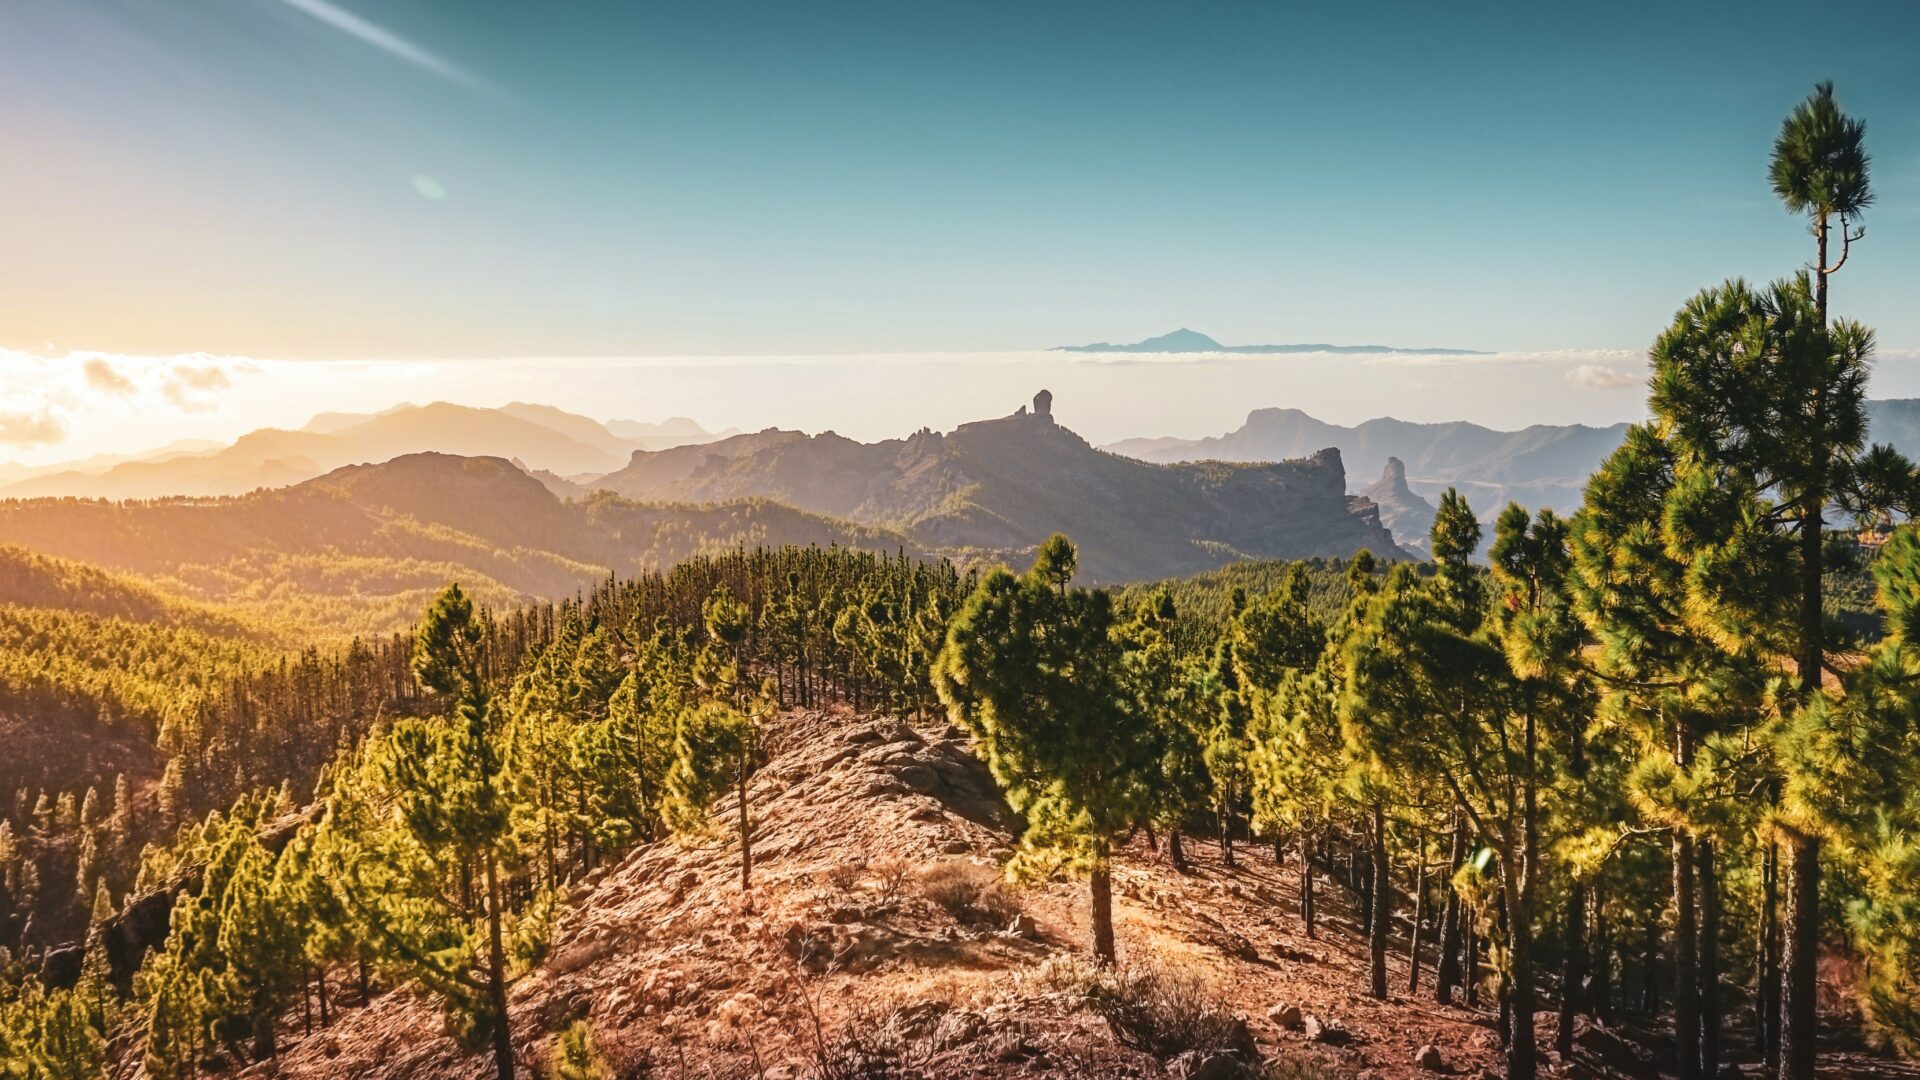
[1085,961,1255,1063]
[916,859,1023,927]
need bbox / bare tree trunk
[1168,828,1188,874]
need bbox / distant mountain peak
[1052,329,1482,356]
[1380,456,1408,485]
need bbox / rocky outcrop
[592,395,1404,582]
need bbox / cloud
[1565,364,1641,390]
[162,363,234,412]
[274,0,497,96]
[83,358,137,395]
[0,408,67,446]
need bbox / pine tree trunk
[1436,816,1464,1005]
[1557,883,1585,1057]
[1673,827,1700,1080]
[1782,831,1820,1080]
[1168,828,1188,873]
[1700,840,1721,1079]
[738,758,753,893]
[1593,883,1613,1025]
[1465,907,1480,1008]
[1408,848,1427,996]
[1508,857,1539,1079]
[1369,801,1389,1000]
[1220,801,1235,869]
[1761,836,1782,1070]
[1091,856,1116,964]
[484,853,515,1080]
[1642,922,1658,1016]
[1301,842,1316,938]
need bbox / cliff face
[1360,457,1439,555]
[593,395,1404,582]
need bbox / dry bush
[823,860,865,892]
[1015,952,1107,1000]
[1255,1053,1358,1079]
[916,859,1022,927]
[869,857,912,908]
[1086,961,1254,1062]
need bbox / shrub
[870,857,912,909]
[823,860,864,892]
[916,860,1023,927]
[1086,962,1253,1061]
[550,1020,612,1080]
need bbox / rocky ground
[233,706,1918,1079]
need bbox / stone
[939,837,971,855]
[1169,1050,1244,1080]
[1007,913,1041,938]
[1414,1044,1445,1071]
[1267,1003,1304,1030]
[1303,1014,1350,1045]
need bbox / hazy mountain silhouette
[0,453,914,636]
[2,403,729,499]
[1109,399,1920,528]
[593,391,1404,582]
[1053,327,1484,355]
[1108,408,1633,515]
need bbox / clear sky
[4,1,1920,461]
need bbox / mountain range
[1107,400,1920,523]
[0,403,737,500]
[587,391,1403,581]
[1053,328,1484,355]
[0,392,1401,632]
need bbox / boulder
[1414,1044,1445,1072]
[1267,1003,1304,1030]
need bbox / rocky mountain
[1,403,729,499]
[1109,399,1920,541]
[1360,457,1439,555]
[1108,408,1634,519]
[1053,328,1483,355]
[591,391,1405,582]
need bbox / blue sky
[4,0,1918,360]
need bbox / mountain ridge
[1054,327,1485,355]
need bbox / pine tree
[933,535,1157,963]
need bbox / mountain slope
[265,706,1517,1079]
[593,393,1405,582]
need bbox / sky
[4,1,1920,462]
